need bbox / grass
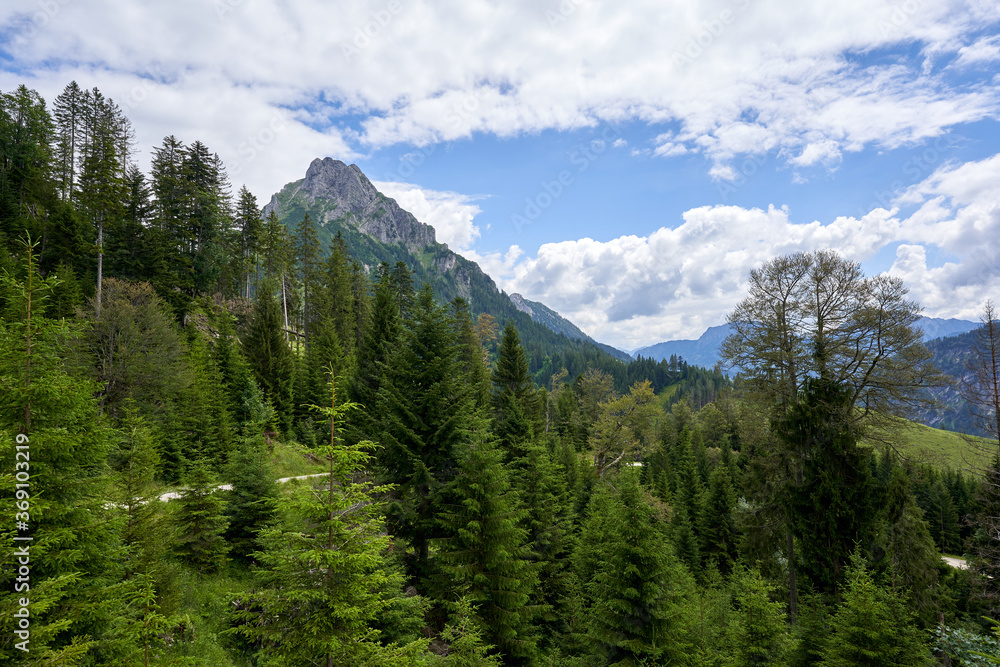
[889,420,995,473]
[267,439,326,478]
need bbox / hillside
[263,158,633,375]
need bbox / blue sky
[2,0,999,349]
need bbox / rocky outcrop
[264,157,436,251]
[509,293,534,317]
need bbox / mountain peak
[265,156,435,251]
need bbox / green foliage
[430,597,503,666]
[934,624,1000,667]
[578,473,697,667]
[223,435,278,563]
[776,378,881,595]
[729,565,794,667]
[700,465,738,575]
[173,458,230,573]
[435,420,540,664]
[243,285,294,436]
[0,242,125,663]
[231,379,427,665]
[377,284,471,584]
[818,551,934,667]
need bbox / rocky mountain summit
[264,158,435,251]
[264,157,632,361]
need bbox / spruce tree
[0,241,124,663]
[376,284,471,585]
[173,458,230,573]
[818,552,934,667]
[434,421,540,665]
[700,465,738,574]
[231,376,426,666]
[776,378,880,595]
[453,298,491,410]
[243,284,294,437]
[579,473,697,666]
[730,566,793,667]
[492,321,538,460]
[223,435,278,563]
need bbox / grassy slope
[891,420,995,472]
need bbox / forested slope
[3,80,1000,666]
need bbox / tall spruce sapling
[231,372,427,666]
[0,239,124,664]
[433,419,540,665]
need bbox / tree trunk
[787,529,798,623]
[96,220,103,319]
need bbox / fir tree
[434,421,540,665]
[231,375,426,666]
[376,284,471,584]
[776,378,880,595]
[579,473,697,666]
[492,321,538,460]
[223,435,278,563]
[243,284,294,437]
[818,551,934,667]
[173,458,230,573]
[730,565,794,667]
[0,240,124,663]
[700,465,738,574]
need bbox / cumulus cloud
[497,154,1000,349]
[372,181,485,252]
[2,0,998,199]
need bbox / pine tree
[700,464,738,574]
[234,185,262,299]
[243,285,294,437]
[110,405,169,580]
[730,566,793,667]
[776,378,881,595]
[453,298,491,410]
[173,458,229,573]
[434,420,540,665]
[295,211,321,346]
[818,551,934,667]
[431,597,502,666]
[493,321,538,460]
[231,375,427,666]
[580,473,697,666]
[0,240,125,663]
[223,435,278,563]
[376,285,471,584]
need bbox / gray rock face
[509,293,535,317]
[271,157,436,251]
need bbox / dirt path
[942,556,968,570]
[157,472,328,502]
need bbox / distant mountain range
[632,316,981,368]
[263,158,633,365]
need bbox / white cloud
[496,154,1000,350]
[2,0,997,199]
[372,181,485,252]
[954,36,1000,67]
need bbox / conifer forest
[5,81,1000,666]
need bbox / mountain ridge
[263,157,633,363]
